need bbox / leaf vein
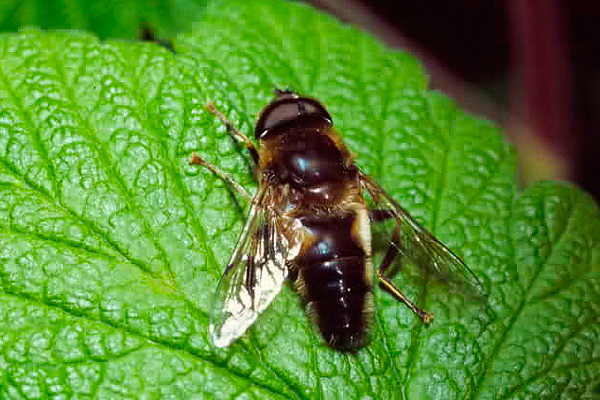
[502,319,600,398]
[1,291,292,399]
[49,42,175,283]
[470,196,576,399]
[0,54,58,196]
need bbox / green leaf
[0,1,598,399]
[0,0,208,40]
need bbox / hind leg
[375,212,433,324]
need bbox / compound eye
[255,97,332,139]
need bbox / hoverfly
[190,89,484,350]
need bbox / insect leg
[379,218,401,275]
[369,209,394,222]
[189,153,253,201]
[377,222,434,324]
[206,103,259,164]
[378,275,433,324]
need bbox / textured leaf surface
[0,0,598,399]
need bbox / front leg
[206,103,259,164]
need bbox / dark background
[309,0,600,203]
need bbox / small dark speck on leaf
[139,24,175,53]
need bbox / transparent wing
[209,186,291,347]
[359,172,486,299]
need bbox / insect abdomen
[296,214,372,350]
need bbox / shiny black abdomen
[296,214,371,350]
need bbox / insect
[190,89,484,350]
